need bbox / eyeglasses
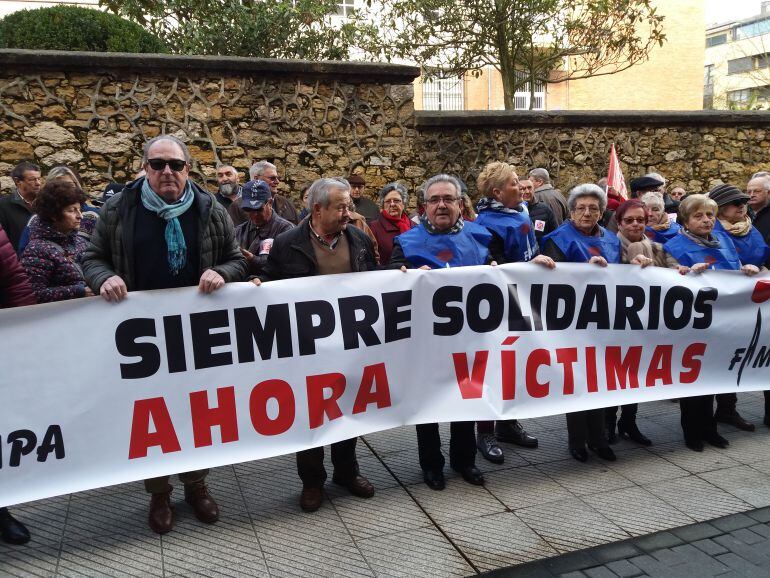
[265,175,280,182]
[573,206,601,215]
[426,196,458,206]
[21,176,42,183]
[147,158,187,172]
[621,217,646,224]
[384,198,404,205]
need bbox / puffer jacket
[21,218,88,303]
[0,224,35,307]
[82,178,247,291]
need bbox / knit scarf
[420,213,464,235]
[380,209,412,233]
[681,227,720,248]
[617,231,654,260]
[140,179,194,275]
[650,213,671,231]
[476,197,522,215]
[718,216,752,237]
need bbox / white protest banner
[1,263,769,507]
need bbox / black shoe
[704,434,730,449]
[477,433,504,464]
[606,423,618,445]
[0,508,30,545]
[423,469,445,491]
[570,447,588,462]
[765,414,770,427]
[685,438,704,452]
[618,420,652,446]
[453,465,485,486]
[588,445,617,461]
[495,420,538,448]
[715,412,755,432]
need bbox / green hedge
[0,6,166,53]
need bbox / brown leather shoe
[300,486,324,512]
[184,483,219,524]
[148,491,175,534]
[332,474,375,499]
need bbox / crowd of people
[1,134,769,544]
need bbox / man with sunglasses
[83,135,247,535]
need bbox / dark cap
[629,175,665,193]
[241,180,272,210]
[347,174,366,186]
[708,183,750,206]
[94,182,124,206]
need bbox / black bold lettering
[295,300,336,355]
[613,285,645,330]
[36,425,65,462]
[115,318,160,379]
[339,295,381,350]
[693,287,718,329]
[8,430,36,467]
[663,287,693,330]
[163,315,187,373]
[466,283,504,333]
[190,310,233,369]
[545,284,575,330]
[576,285,610,330]
[648,285,661,330]
[382,290,412,342]
[530,284,544,331]
[234,305,293,362]
[433,285,464,336]
[507,284,532,331]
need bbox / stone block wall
[2,50,770,208]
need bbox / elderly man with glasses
[82,135,248,535]
[229,160,299,226]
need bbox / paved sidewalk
[2,392,770,577]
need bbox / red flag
[606,144,627,208]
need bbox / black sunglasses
[147,158,187,172]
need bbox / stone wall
[2,50,770,207]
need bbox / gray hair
[567,183,607,213]
[422,174,462,200]
[529,168,551,184]
[249,160,277,180]
[752,170,770,179]
[46,165,82,187]
[749,173,770,191]
[307,177,350,209]
[142,135,191,164]
[378,182,409,206]
[640,192,664,210]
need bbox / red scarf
[381,209,412,233]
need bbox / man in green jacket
[82,135,247,535]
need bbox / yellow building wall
[414,0,704,111]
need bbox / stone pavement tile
[729,527,766,545]
[441,511,558,570]
[606,559,645,577]
[57,533,162,577]
[749,523,770,538]
[747,507,770,523]
[356,525,474,577]
[583,486,695,537]
[331,486,431,540]
[476,445,530,473]
[237,467,303,514]
[405,478,506,524]
[670,543,732,574]
[0,545,59,577]
[254,506,353,548]
[605,448,689,486]
[645,475,751,522]
[714,552,767,577]
[647,442,742,474]
[510,430,571,465]
[558,572,586,578]
[536,458,635,497]
[262,538,373,577]
[323,455,400,498]
[670,522,721,542]
[375,449,425,486]
[161,511,265,576]
[65,482,150,539]
[712,533,770,566]
[484,465,573,511]
[592,542,641,564]
[202,465,250,512]
[699,465,770,507]
[165,557,270,577]
[233,452,297,477]
[633,531,683,552]
[709,512,757,532]
[626,554,674,577]
[515,497,629,554]
[583,567,617,578]
[520,414,567,433]
[0,495,68,550]
[362,425,418,456]
[718,431,770,466]
[749,458,770,475]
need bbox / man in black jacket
[520,177,557,242]
[256,177,377,512]
[0,161,41,252]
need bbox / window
[706,34,727,48]
[513,71,546,110]
[727,86,770,108]
[422,76,464,110]
[336,0,355,17]
[728,56,754,74]
[704,64,714,88]
[734,17,770,40]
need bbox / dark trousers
[714,393,737,417]
[680,395,718,442]
[296,438,358,488]
[476,420,494,434]
[567,409,607,449]
[766,391,770,416]
[416,422,476,471]
[144,469,208,494]
[605,404,638,427]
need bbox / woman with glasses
[641,192,681,244]
[710,184,769,433]
[369,182,415,265]
[541,184,621,463]
[664,192,760,452]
